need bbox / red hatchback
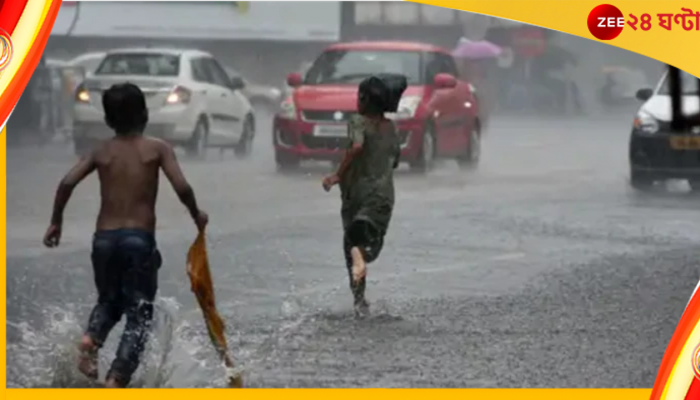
[273,41,481,172]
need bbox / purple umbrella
[452,39,502,60]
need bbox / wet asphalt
[6,110,700,388]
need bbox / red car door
[428,84,458,156]
[424,52,456,156]
[445,54,478,155]
[426,53,473,156]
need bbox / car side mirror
[635,88,653,102]
[434,73,457,89]
[229,76,245,91]
[287,72,303,87]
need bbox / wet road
[7,112,700,388]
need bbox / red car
[273,41,482,173]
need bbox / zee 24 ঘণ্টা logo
[0,28,12,75]
[587,4,700,40]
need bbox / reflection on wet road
[7,114,700,387]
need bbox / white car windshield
[95,53,180,77]
[304,50,423,85]
[658,70,700,95]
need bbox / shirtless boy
[43,83,208,388]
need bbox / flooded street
[7,113,700,387]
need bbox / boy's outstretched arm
[159,141,208,231]
[50,153,97,225]
[323,144,361,191]
[44,153,97,247]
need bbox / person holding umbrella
[452,38,502,127]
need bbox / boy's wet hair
[358,76,389,116]
[358,74,407,116]
[102,83,149,135]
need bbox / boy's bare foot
[105,377,123,388]
[105,370,127,388]
[77,335,99,380]
[354,298,370,319]
[350,246,367,284]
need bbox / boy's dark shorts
[344,217,384,263]
[89,229,161,318]
[87,228,161,386]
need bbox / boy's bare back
[93,136,168,232]
[44,82,206,251]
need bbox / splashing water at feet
[7,304,85,388]
[7,288,403,388]
[6,297,240,388]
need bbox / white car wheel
[186,119,208,158]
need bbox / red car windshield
[304,49,424,85]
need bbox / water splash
[7,286,387,388]
[7,304,85,388]
[6,297,225,388]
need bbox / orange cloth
[187,231,243,388]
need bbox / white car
[47,51,106,76]
[68,51,107,75]
[46,52,108,97]
[72,47,255,157]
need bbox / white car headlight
[278,96,297,119]
[75,83,90,104]
[386,96,422,120]
[633,110,659,134]
[76,89,90,103]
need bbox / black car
[629,70,700,191]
